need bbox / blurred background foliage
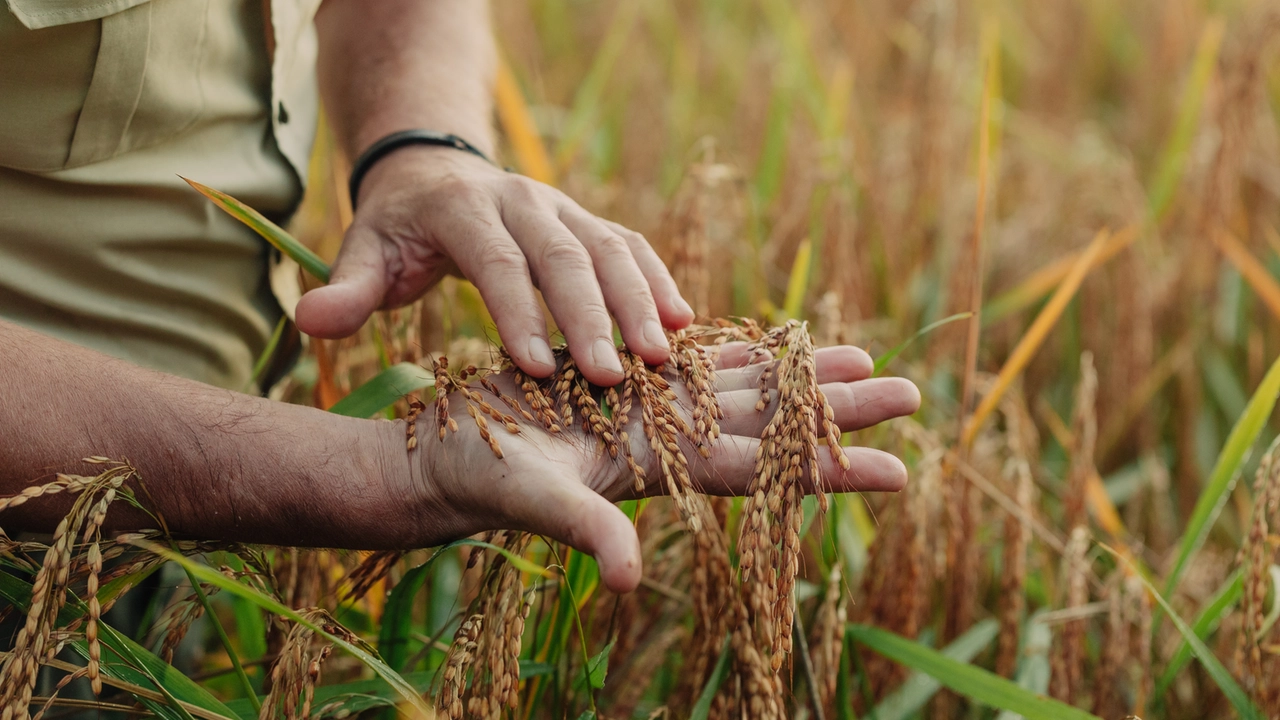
[271,0,1280,716]
[11,0,1280,718]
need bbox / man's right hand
[295,148,695,388]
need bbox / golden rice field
[4,0,1280,718]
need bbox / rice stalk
[0,462,136,720]
[1064,353,1098,533]
[995,391,1035,678]
[1050,526,1091,706]
[1236,436,1280,708]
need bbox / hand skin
[0,319,920,593]
[300,0,694,387]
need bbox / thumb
[510,476,642,594]
[295,224,389,338]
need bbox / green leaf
[230,597,268,667]
[871,619,999,720]
[453,538,553,578]
[182,177,331,283]
[846,624,1100,720]
[584,640,615,690]
[377,558,434,673]
[327,363,435,418]
[782,238,812,320]
[130,541,435,718]
[1146,19,1224,220]
[1102,543,1263,720]
[873,312,974,377]
[690,635,733,720]
[1154,569,1242,699]
[1165,353,1280,596]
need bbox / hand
[392,345,921,594]
[294,148,695,386]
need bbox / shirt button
[277,102,290,125]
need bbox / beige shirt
[0,0,321,389]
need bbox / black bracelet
[347,130,497,209]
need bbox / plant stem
[178,564,261,712]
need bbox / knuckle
[618,227,649,247]
[480,241,530,276]
[503,175,547,205]
[537,237,594,273]
[632,283,658,307]
[430,177,488,206]
[592,231,631,258]
[577,303,614,332]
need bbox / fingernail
[528,336,556,368]
[676,296,695,317]
[643,320,670,352]
[592,338,624,375]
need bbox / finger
[679,434,908,496]
[500,193,623,386]
[716,377,922,437]
[502,467,642,593]
[295,222,390,338]
[443,203,559,377]
[711,346,876,391]
[601,219,694,328]
[560,206,670,365]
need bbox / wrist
[353,415,463,549]
[354,144,496,208]
[349,130,499,209]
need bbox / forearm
[0,320,416,548]
[315,0,497,159]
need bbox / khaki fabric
[0,0,321,390]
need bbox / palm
[415,344,920,592]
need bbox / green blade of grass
[782,238,813,320]
[326,362,435,418]
[182,177,331,283]
[752,77,796,210]
[1101,543,1263,720]
[873,312,974,377]
[1146,18,1225,220]
[553,0,642,169]
[1164,353,1280,596]
[455,538,553,578]
[846,624,1100,720]
[177,563,260,710]
[245,315,288,393]
[870,619,999,720]
[377,546,459,672]
[690,634,733,720]
[1154,569,1242,699]
[545,545,601,715]
[131,541,435,718]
